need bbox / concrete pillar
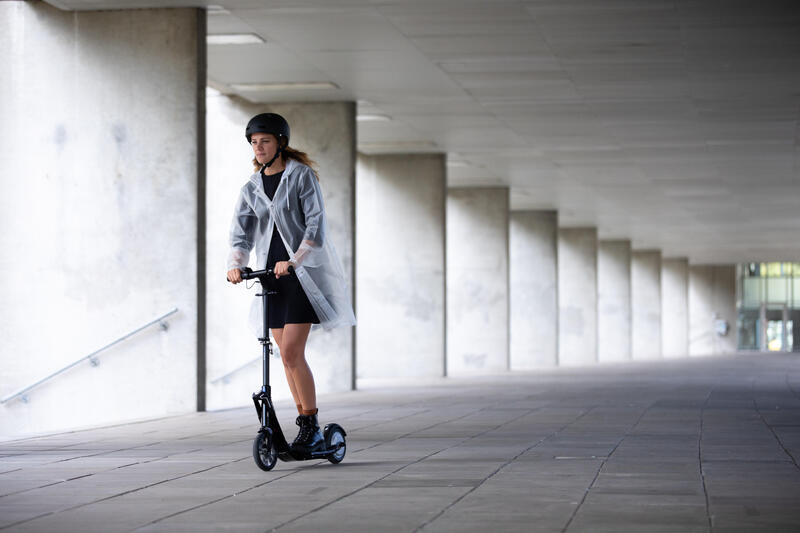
[206,98,355,409]
[0,3,205,438]
[597,240,631,363]
[355,154,446,379]
[631,250,662,360]
[509,211,558,370]
[446,188,509,374]
[689,265,737,356]
[662,258,689,358]
[558,228,598,366]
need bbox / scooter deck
[277,447,339,462]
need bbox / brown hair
[252,144,319,180]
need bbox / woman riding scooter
[226,112,355,454]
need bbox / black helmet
[245,113,290,144]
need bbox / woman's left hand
[274,260,294,278]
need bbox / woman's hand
[227,268,243,284]
[274,261,294,278]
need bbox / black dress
[262,169,320,329]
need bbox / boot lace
[293,416,314,445]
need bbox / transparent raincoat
[227,158,356,334]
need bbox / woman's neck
[263,158,286,176]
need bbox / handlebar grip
[226,267,252,282]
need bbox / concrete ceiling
[45,0,800,263]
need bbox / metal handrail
[1,308,179,405]
[211,345,281,385]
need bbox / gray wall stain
[112,122,127,146]
[54,124,67,148]
[463,352,487,368]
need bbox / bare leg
[279,323,316,411]
[271,328,301,410]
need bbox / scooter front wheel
[253,429,278,471]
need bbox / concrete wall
[509,211,558,370]
[689,265,737,356]
[631,250,662,360]
[662,258,689,358]
[206,98,355,410]
[446,188,509,374]
[597,240,631,363]
[355,154,446,379]
[0,3,204,438]
[557,228,598,366]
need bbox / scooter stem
[260,284,270,393]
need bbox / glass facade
[737,262,800,352]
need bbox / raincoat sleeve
[227,187,257,270]
[292,169,326,267]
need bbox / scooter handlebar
[232,265,294,282]
[240,267,272,280]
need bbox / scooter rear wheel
[324,425,346,464]
[253,429,278,471]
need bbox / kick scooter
[236,266,347,471]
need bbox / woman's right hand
[227,268,243,284]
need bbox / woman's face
[250,132,280,164]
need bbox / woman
[226,112,355,454]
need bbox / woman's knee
[280,345,306,369]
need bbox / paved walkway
[1,354,799,532]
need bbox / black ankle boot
[291,413,324,454]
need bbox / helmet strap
[264,146,283,168]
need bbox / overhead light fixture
[207,78,233,96]
[356,114,392,122]
[207,33,265,45]
[359,141,438,153]
[206,5,230,15]
[230,81,339,91]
